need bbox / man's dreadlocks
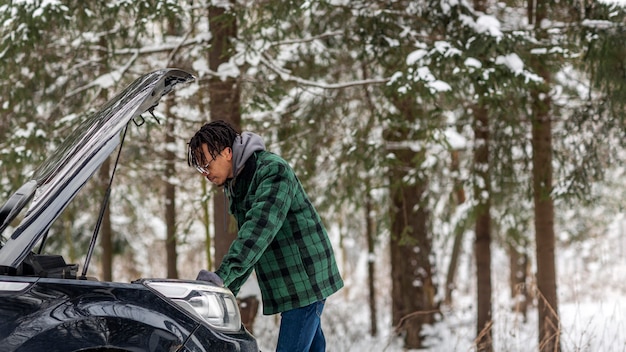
[187,120,239,168]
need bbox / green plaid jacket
[216,151,343,315]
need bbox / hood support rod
[80,123,129,280]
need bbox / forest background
[1,0,626,351]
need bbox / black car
[0,69,259,352]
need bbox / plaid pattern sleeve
[216,155,294,294]
[216,151,343,315]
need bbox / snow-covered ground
[245,218,626,352]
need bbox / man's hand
[196,269,224,287]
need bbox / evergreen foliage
[2,0,626,348]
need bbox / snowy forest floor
[244,223,626,352]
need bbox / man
[187,120,343,352]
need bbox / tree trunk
[530,0,561,351]
[97,36,113,282]
[202,177,212,270]
[388,166,435,349]
[196,88,213,270]
[164,98,178,279]
[508,240,529,322]
[208,3,240,267]
[365,189,378,337]
[473,104,492,352]
[531,89,560,352]
[444,229,463,306]
[163,17,182,279]
[469,0,494,345]
[360,63,379,337]
[444,150,466,306]
[99,159,113,281]
[207,3,258,334]
[386,117,436,349]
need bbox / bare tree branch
[259,54,389,89]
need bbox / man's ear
[224,147,233,160]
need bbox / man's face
[197,144,233,186]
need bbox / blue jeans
[276,300,326,352]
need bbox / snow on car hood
[0,68,195,268]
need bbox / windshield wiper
[0,181,37,239]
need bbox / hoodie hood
[231,132,266,178]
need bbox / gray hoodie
[231,132,266,179]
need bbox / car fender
[0,279,201,352]
[10,315,188,352]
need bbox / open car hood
[0,68,195,268]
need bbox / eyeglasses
[195,156,216,175]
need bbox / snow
[598,0,626,6]
[14,122,45,138]
[475,15,503,40]
[464,57,482,70]
[3,1,626,351]
[31,0,64,18]
[93,70,122,89]
[495,53,524,75]
[406,49,428,66]
[242,215,626,351]
[216,61,241,80]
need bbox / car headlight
[145,281,242,332]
